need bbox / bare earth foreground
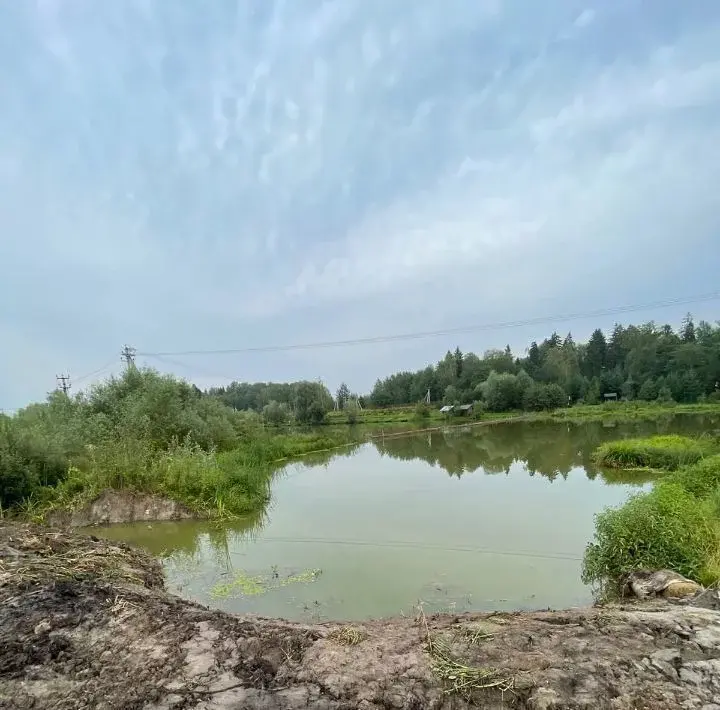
[2,524,720,709]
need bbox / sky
[2,0,720,409]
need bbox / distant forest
[210,314,720,416]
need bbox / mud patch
[45,488,198,527]
[2,522,720,709]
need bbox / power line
[238,536,582,562]
[137,291,720,357]
[74,359,118,385]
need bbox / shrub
[667,454,720,498]
[345,399,361,425]
[262,401,291,427]
[414,402,431,419]
[582,482,720,594]
[592,435,713,471]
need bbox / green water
[100,414,718,621]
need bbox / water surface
[100,414,718,621]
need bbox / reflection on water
[100,414,718,622]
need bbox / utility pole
[121,345,136,369]
[425,388,431,405]
[56,373,71,395]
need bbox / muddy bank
[45,489,198,527]
[2,524,720,709]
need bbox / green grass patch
[582,482,720,595]
[583,451,720,596]
[592,435,716,471]
[21,429,367,522]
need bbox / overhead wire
[74,359,119,385]
[137,291,720,357]
[230,535,582,562]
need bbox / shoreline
[2,522,720,709]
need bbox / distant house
[439,405,454,414]
[457,404,474,416]
[603,392,618,401]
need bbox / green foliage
[345,399,360,425]
[667,455,720,499]
[262,401,291,427]
[0,368,361,519]
[582,482,720,594]
[592,435,714,471]
[656,385,675,404]
[414,402,431,419]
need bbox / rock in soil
[2,522,720,709]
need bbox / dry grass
[0,525,158,603]
[418,607,513,698]
[327,626,367,646]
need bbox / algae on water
[211,567,322,598]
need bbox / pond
[99,414,719,622]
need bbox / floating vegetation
[328,626,367,646]
[210,567,322,599]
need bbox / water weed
[210,567,322,599]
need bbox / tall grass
[583,442,720,595]
[582,482,720,594]
[26,430,364,520]
[592,435,715,470]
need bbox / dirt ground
[45,489,197,527]
[2,523,720,709]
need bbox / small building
[603,392,618,402]
[439,405,454,414]
[457,404,474,416]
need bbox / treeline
[369,315,720,412]
[208,380,362,424]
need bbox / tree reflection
[372,415,710,483]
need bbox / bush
[582,482,720,594]
[262,401,291,427]
[414,402,431,419]
[592,435,713,471]
[345,399,361,425]
[667,455,720,498]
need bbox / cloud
[1,0,720,406]
[574,9,596,29]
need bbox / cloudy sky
[2,0,720,409]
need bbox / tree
[583,329,607,379]
[656,385,674,404]
[637,379,659,401]
[443,385,459,405]
[454,347,464,379]
[585,378,601,405]
[336,383,350,410]
[526,341,541,378]
[482,372,522,412]
[293,381,331,424]
[262,401,290,427]
[681,313,696,343]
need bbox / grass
[327,626,367,646]
[0,525,156,598]
[418,606,512,698]
[583,438,720,597]
[20,429,369,523]
[592,434,716,471]
[325,401,720,431]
